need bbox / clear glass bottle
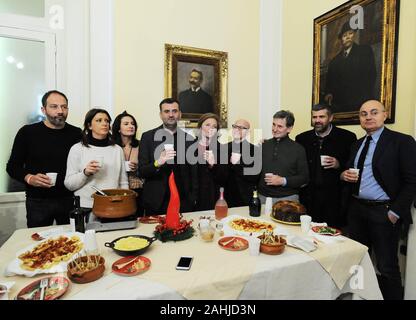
[215,187,228,220]
[249,190,261,217]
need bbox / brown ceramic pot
[92,189,137,218]
[67,256,105,284]
[258,235,287,255]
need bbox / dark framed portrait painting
[165,44,228,128]
[312,0,400,125]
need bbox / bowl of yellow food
[104,235,157,256]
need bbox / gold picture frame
[165,44,228,128]
[313,0,399,125]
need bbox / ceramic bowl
[67,255,105,284]
[258,235,286,255]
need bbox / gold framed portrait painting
[313,0,399,125]
[165,44,228,128]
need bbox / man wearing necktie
[341,100,416,300]
[178,69,213,114]
[324,20,376,113]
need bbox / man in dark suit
[296,104,356,228]
[324,21,376,113]
[138,98,198,215]
[225,119,261,207]
[341,100,416,300]
[178,69,213,114]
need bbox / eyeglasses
[232,124,248,130]
[359,109,384,118]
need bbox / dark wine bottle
[249,190,261,217]
[72,196,85,233]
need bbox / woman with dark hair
[112,111,144,216]
[195,113,228,211]
[64,108,128,208]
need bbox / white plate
[221,215,289,237]
[5,232,85,278]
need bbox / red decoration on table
[165,172,181,230]
[153,172,194,242]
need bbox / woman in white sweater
[65,108,128,208]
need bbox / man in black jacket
[7,90,82,227]
[138,98,198,215]
[296,104,356,227]
[341,100,416,300]
[178,69,213,114]
[324,21,376,113]
[225,119,261,207]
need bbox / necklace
[123,144,133,161]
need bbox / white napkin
[308,230,346,244]
[34,227,65,240]
[286,235,317,252]
[0,282,15,300]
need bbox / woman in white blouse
[65,108,128,208]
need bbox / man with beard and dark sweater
[138,98,198,215]
[296,104,356,228]
[225,119,261,207]
[7,90,82,227]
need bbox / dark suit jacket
[138,125,198,213]
[225,140,261,207]
[178,88,213,114]
[296,126,356,226]
[325,43,376,113]
[346,127,416,224]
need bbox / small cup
[95,156,104,168]
[46,172,58,186]
[84,229,99,255]
[164,144,174,151]
[125,160,132,172]
[320,155,329,166]
[230,152,241,164]
[300,215,312,233]
[248,237,261,256]
[265,173,273,178]
[349,168,360,177]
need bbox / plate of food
[221,215,288,237]
[139,215,163,224]
[218,237,248,251]
[16,276,70,300]
[311,226,341,236]
[112,256,151,276]
[5,233,84,277]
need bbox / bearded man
[7,90,82,227]
[295,104,356,228]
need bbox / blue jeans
[26,197,74,228]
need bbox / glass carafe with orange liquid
[215,187,228,220]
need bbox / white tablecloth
[0,207,382,300]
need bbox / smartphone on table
[176,256,193,271]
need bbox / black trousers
[348,197,403,300]
[26,197,74,228]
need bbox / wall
[281,0,416,138]
[114,0,260,135]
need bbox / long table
[0,207,382,300]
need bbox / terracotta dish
[67,255,105,284]
[258,235,286,255]
[92,189,137,218]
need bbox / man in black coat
[138,98,198,215]
[225,119,261,207]
[296,104,356,228]
[341,100,416,300]
[178,69,213,114]
[324,21,376,113]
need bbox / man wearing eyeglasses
[225,119,261,207]
[341,100,416,300]
[6,90,82,227]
